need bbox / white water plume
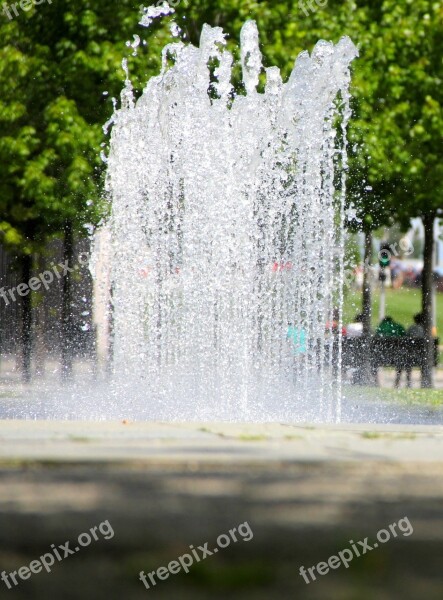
[104,20,358,421]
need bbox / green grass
[360,431,417,440]
[360,431,382,439]
[343,287,443,335]
[351,386,443,407]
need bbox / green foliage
[0,0,441,253]
[0,0,161,251]
[346,0,443,229]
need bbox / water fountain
[1,15,440,426]
[102,18,358,422]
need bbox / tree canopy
[0,0,441,245]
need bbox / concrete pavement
[1,420,443,462]
[0,420,443,598]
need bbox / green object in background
[343,288,443,336]
[379,243,392,268]
[375,316,405,337]
[287,326,307,354]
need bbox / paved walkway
[1,421,443,599]
[1,420,443,462]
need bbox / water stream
[104,20,358,421]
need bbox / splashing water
[104,20,358,422]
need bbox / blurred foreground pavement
[0,421,443,598]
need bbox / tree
[289,0,442,386]
[0,0,166,377]
[346,0,443,386]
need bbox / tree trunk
[34,254,46,377]
[356,229,374,385]
[421,213,435,388]
[362,229,373,337]
[61,221,74,380]
[21,254,32,383]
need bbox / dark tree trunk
[421,213,435,388]
[355,229,375,384]
[21,254,32,383]
[362,229,373,337]
[61,221,74,380]
[34,254,46,377]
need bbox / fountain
[1,14,439,426]
[100,17,358,422]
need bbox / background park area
[0,3,442,600]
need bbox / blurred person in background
[346,313,364,338]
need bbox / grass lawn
[350,386,443,407]
[343,287,443,335]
